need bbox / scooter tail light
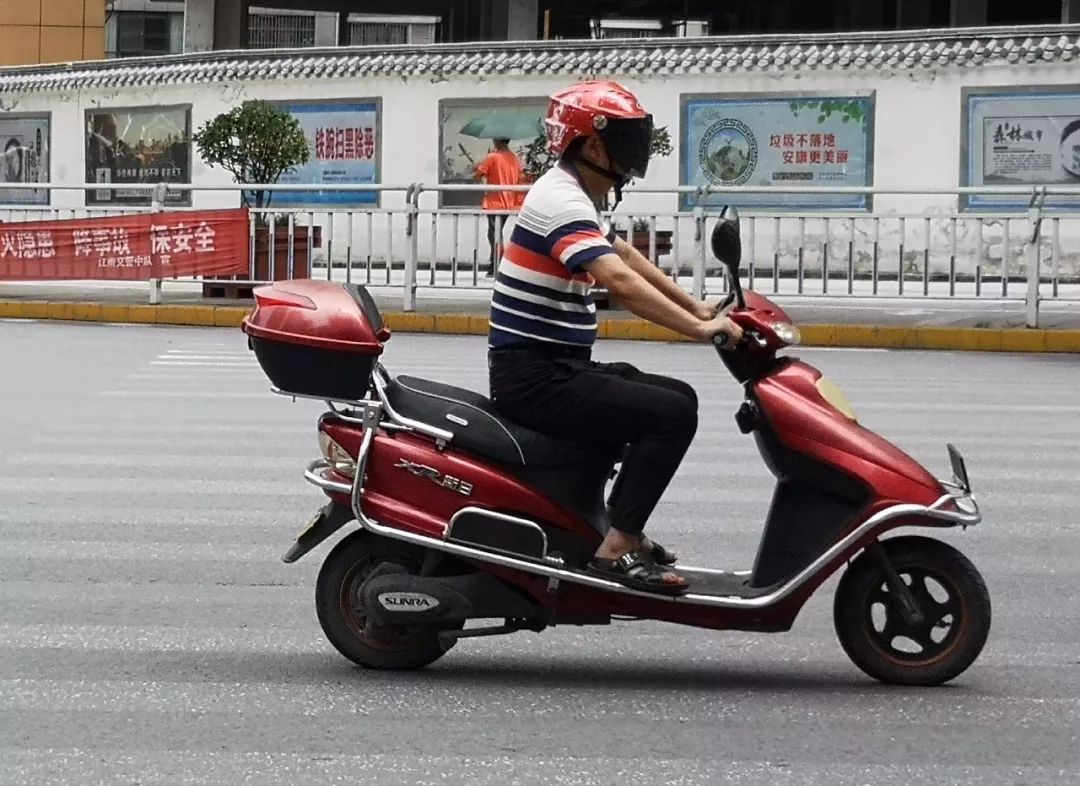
[318,431,357,478]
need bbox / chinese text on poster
[272,101,380,207]
[0,208,250,280]
[962,87,1080,209]
[680,94,874,210]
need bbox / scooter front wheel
[315,530,457,670]
[833,535,991,686]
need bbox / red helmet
[545,80,654,180]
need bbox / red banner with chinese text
[0,208,250,281]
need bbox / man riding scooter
[487,80,743,596]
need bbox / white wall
[3,57,1079,275]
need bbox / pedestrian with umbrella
[463,113,540,277]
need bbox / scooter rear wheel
[315,530,457,670]
[833,535,991,686]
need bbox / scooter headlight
[318,431,357,478]
[772,322,801,345]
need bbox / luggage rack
[269,362,455,445]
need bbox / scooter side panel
[326,424,596,539]
[754,361,942,506]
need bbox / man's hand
[691,300,721,321]
[696,315,743,347]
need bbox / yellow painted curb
[124,305,159,325]
[214,308,249,328]
[98,304,131,324]
[600,319,683,342]
[432,313,487,335]
[1,298,1078,353]
[384,312,437,333]
[1046,331,1080,353]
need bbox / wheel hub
[868,567,963,664]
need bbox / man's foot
[587,552,688,596]
[591,530,687,595]
[640,535,677,566]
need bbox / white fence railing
[2,182,1079,327]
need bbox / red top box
[242,280,389,401]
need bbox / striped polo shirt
[488,165,616,348]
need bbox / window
[109,11,182,58]
[987,0,1062,24]
[346,15,438,45]
[349,22,408,45]
[590,18,665,39]
[248,12,317,49]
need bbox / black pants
[489,346,698,537]
[486,215,501,272]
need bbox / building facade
[3,0,1079,66]
[2,24,1079,279]
[0,0,107,66]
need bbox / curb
[1,298,1078,353]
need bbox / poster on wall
[271,100,381,208]
[438,98,546,208]
[961,86,1080,209]
[85,106,192,206]
[0,114,50,206]
[680,93,874,210]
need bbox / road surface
[1,321,1078,784]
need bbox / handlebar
[712,329,768,351]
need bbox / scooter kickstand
[869,541,925,627]
[438,618,546,646]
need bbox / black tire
[315,530,456,670]
[834,535,991,686]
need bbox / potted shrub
[523,125,674,259]
[193,100,320,296]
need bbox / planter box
[203,226,323,299]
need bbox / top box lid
[242,280,389,354]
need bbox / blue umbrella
[459,113,543,141]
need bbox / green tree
[192,100,310,212]
[789,99,867,125]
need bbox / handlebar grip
[712,333,730,348]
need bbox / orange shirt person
[474,139,524,277]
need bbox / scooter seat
[384,375,613,467]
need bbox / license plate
[296,511,322,539]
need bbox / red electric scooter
[242,207,991,686]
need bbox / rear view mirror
[710,206,742,272]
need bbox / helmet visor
[599,115,653,180]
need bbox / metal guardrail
[1,182,1079,327]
